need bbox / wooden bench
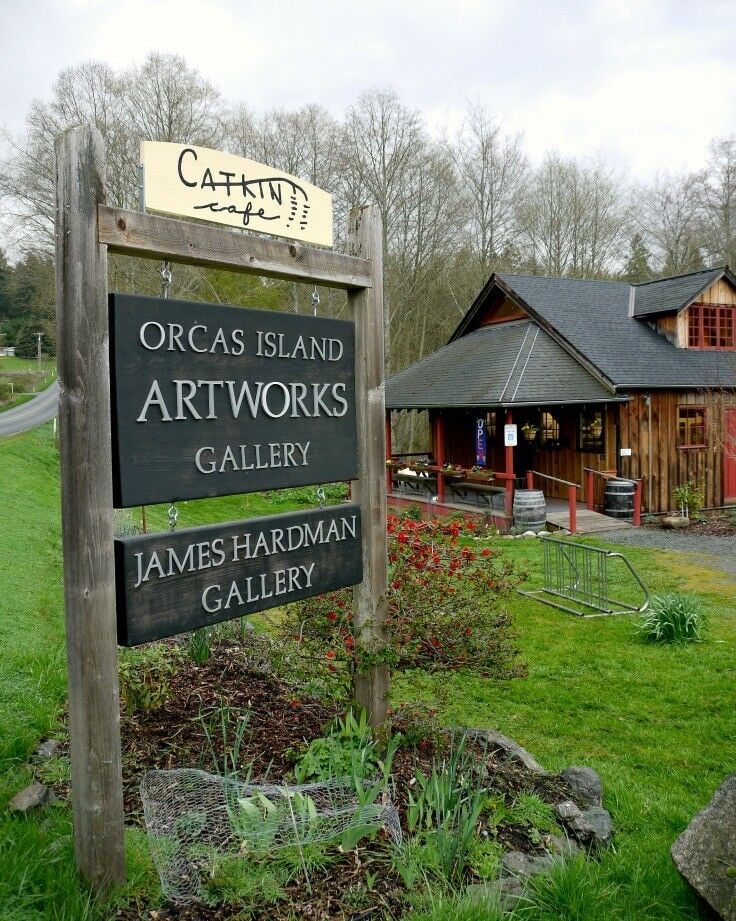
[450,479,505,509]
[394,471,438,498]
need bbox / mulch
[644,513,736,537]
[41,641,581,920]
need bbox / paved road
[0,381,59,436]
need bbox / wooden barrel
[513,489,546,532]
[604,478,635,521]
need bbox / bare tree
[698,136,736,267]
[449,103,528,269]
[639,172,703,275]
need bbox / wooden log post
[347,204,389,726]
[55,126,126,888]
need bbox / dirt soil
[58,641,580,921]
[644,513,736,536]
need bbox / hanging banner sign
[475,418,487,466]
[109,293,357,507]
[140,141,333,246]
[115,504,362,645]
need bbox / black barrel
[513,489,546,532]
[604,478,635,521]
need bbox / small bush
[119,643,181,713]
[672,480,704,516]
[636,594,705,644]
[0,379,13,401]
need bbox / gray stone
[561,765,603,806]
[464,728,546,773]
[523,530,538,538]
[466,877,525,911]
[555,800,613,848]
[671,774,736,921]
[34,740,61,761]
[502,850,559,878]
[662,515,691,530]
[9,783,50,813]
[582,806,614,848]
[545,833,582,858]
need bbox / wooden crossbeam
[98,205,373,290]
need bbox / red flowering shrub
[278,514,525,700]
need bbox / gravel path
[598,527,736,579]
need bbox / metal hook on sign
[316,487,326,508]
[161,260,172,299]
[168,502,179,531]
[311,286,320,316]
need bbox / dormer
[632,267,736,349]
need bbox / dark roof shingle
[385,319,620,409]
[632,268,724,317]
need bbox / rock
[34,740,61,761]
[555,800,613,848]
[537,530,551,537]
[561,766,603,806]
[662,515,691,530]
[502,850,559,878]
[466,876,524,910]
[545,833,582,858]
[9,782,50,813]
[671,774,736,921]
[582,806,614,848]
[463,728,546,774]
[523,530,538,538]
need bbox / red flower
[326,612,337,621]
[391,579,401,590]
[325,649,336,659]
[481,548,492,557]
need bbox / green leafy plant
[467,837,503,880]
[636,593,706,643]
[188,627,212,664]
[118,643,180,714]
[504,793,561,845]
[198,703,251,777]
[672,480,704,516]
[202,854,287,908]
[293,709,380,783]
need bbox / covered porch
[384,319,640,534]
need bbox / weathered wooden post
[55,125,126,888]
[348,205,389,726]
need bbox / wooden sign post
[55,125,387,890]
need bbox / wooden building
[385,267,736,522]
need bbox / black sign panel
[109,293,357,507]
[115,504,362,645]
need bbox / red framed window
[678,406,706,447]
[688,304,736,349]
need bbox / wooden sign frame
[55,126,387,890]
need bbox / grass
[0,356,56,374]
[0,426,733,918]
[0,393,35,411]
[402,532,736,919]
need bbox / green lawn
[0,427,733,919]
[0,393,35,412]
[0,357,56,374]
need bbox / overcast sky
[1,0,735,180]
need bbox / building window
[688,304,736,349]
[540,411,560,448]
[678,406,706,447]
[578,409,605,453]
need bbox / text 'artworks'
[109,293,358,507]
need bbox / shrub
[118,643,181,713]
[0,379,12,401]
[278,514,524,702]
[636,593,705,644]
[672,480,704,517]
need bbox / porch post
[568,485,578,535]
[633,479,642,526]
[433,412,446,504]
[586,469,594,511]
[385,410,393,496]
[504,409,514,521]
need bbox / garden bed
[644,512,736,536]
[69,637,594,920]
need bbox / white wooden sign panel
[504,424,518,447]
[141,142,333,247]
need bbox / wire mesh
[140,768,402,904]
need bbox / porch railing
[583,468,642,526]
[526,470,579,534]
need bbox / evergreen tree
[622,233,654,282]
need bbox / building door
[724,409,736,505]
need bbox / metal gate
[519,536,649,618]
